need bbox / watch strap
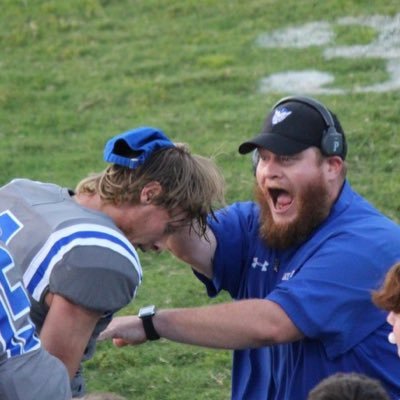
[140,311,160,341]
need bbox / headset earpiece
[321,126,344,157]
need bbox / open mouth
[268,188,293,211]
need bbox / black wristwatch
[138,305,160,341]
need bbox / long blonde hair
[76,144,225,236]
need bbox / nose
[152,238,168,253]
[151,245,162,253]
[257,155,282,182]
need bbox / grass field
[1,1,399,399]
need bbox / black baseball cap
[238,99,346,159]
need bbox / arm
[99,299,304,349]
[166,225,217,279]
[41,293,102,379]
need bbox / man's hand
[98,316,147,347]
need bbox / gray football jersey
[0,178,142,342]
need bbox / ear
[140,181,162,204]
[325,156,344,180]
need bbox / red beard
[255,176,331,249]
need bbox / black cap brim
[238,133,312,155]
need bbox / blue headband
[104,126,175,169]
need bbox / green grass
[1,0,399,398]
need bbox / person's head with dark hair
[373,262,400,357]
[307,373,390,400]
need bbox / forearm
[100,299,304,349]
[41,332,84,379]
[154,300,301,349]
[41,293,101,379]
[155,305,264,349]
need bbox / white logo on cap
[272,107,292,125]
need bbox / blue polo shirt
[197,181,400,400]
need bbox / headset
[251,96,346,175]
[274,95,346,158]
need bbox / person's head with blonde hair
[75,127,224,251]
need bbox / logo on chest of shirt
[251,257,269,272]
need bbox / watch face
[139,305,156,317]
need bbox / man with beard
[99,97,400,400]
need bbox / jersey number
[0,211,40,358]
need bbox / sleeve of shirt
[194,202,260,299]
[49,245,141,313]
[268,232,394,358]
